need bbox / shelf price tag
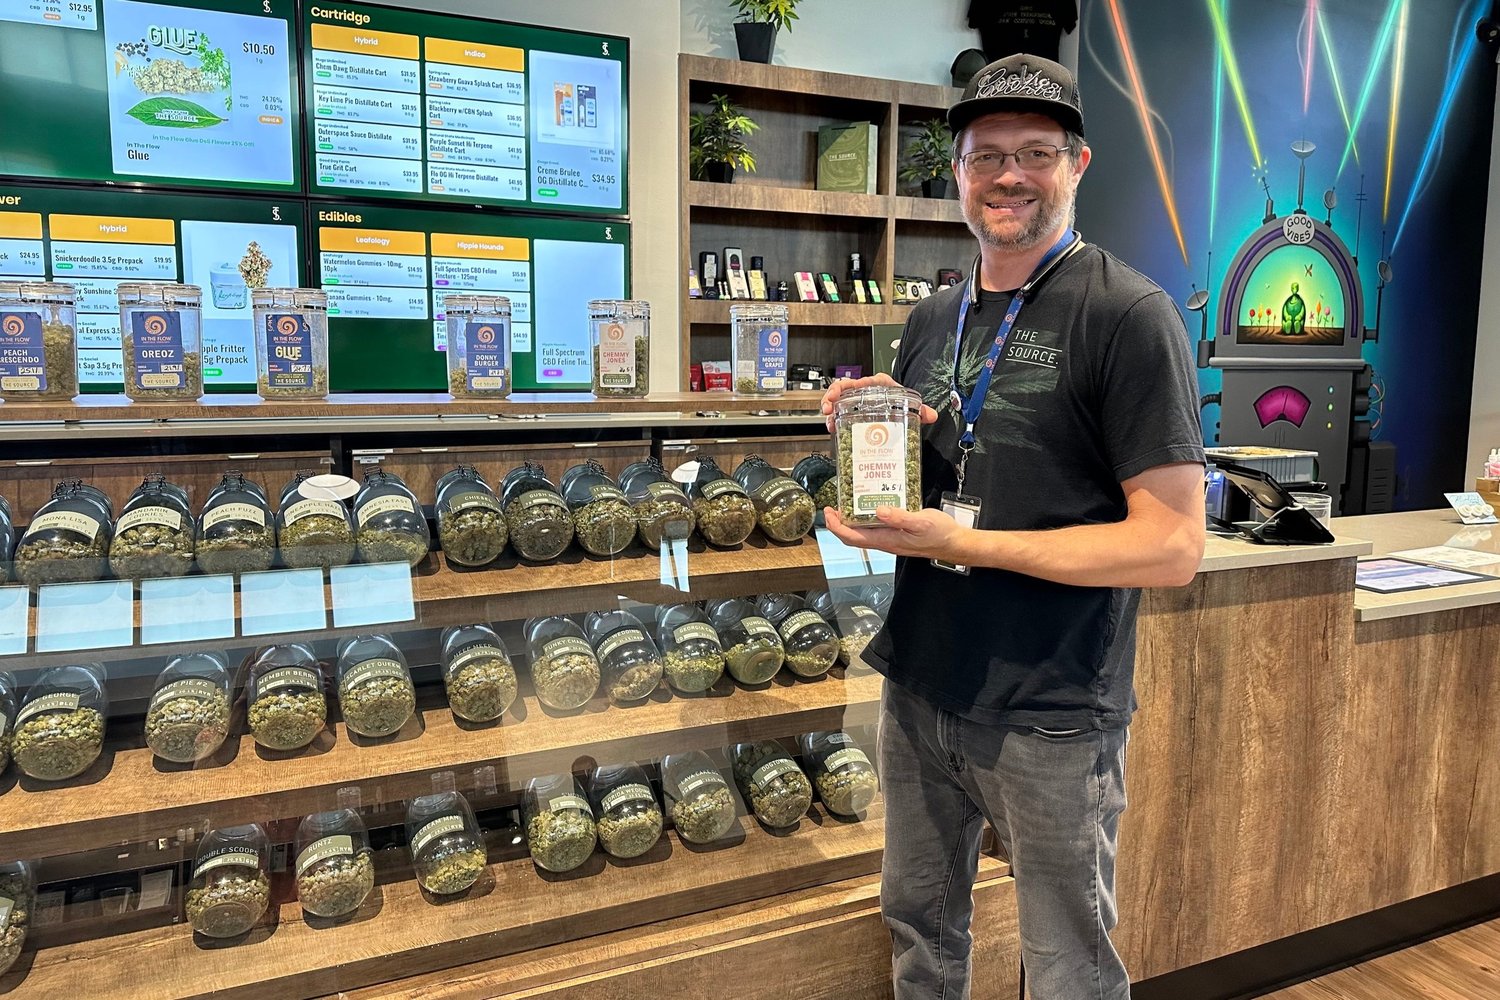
[240,568,327,637]
[330,562,415,627]
[36,580,133,652]
[0,586,27,656]
[140,575,236,646]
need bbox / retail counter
[1338,508,1500,620]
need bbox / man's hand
[820,374,941,433]
[823,505,968,562]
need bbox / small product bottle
[13,479,113,586]
[729,740,813,829]
[524,773,598,873]
[757,593,839,679]
[0,859,34,975]
[560,460,636,557]
[585,609,664,705]
[117,282,203,401]
[685,457,757,548]
[1486,448,1500,478]
[729,303,790,396]
[246,642,326,751]
[661,750,738,844]
[335,633,417,739]
[0,280,78,401]
[500,462,574,562]
[589,299,651,398]
[619,458,697,550]
[252,288,330,399]
[655,603,726,694]
[705,597,785,685]
[295,809,375,919]
[435,466,508,567]
[144,651,232,764]
[0,670,16,775]
[733,455,817,542]
[352,468,430,568]
[276,470,356,571]
[196,472,276,575]
[407,790,487,895]
[799,730,880,817]
[445,294,512,398]
[185,824,271,938]
[11,663,108,781]
[588,762,663,859]
[440,623,518,723]
[524,615,601,710]
[109,474,194,579]
[832,384,925,525]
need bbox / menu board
[310,201,627,391]
[303,3,626,214]
[0,0,300,191]
[0,185,304,389]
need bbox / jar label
[701,479,747,501]
[672,622,719,646]
[742,616,778,638]
[547,793,590,814]
[258,665,319,694]
[849,420,909,515]
[411,814,466,856]
[595,318,640,388]
[450,494,501,514]
[779,610,825,642]
[751,757,801,790]
[150,677,220,712]
[0,310,47,392]
[16,691,81,726]
[645,481,688,502]
[824,732,854,747]
[27,509,101,542]
[450,643,505,673]
[283,498,347,525]
[825,748,871,772]
[195,849,260,879]
[343,657,406,690]
[518,489,567,512]
[203,502,267,530]
[0,896,12,932]
[542,636,593,659]
[757,326,788,390]
[297,834,355,875]
[754,477,803,505]
[677,768,728,797]
[601,782,654,814]
[264,313,315,389]
[587,484,627,503]
[852,605,879,619]
[596,628,646,660]
[117,505,183,534]
[464,320,509,392]
[129,310,186,390]
[357,494,417,525]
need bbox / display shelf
[686,180,888,218]
[894,195,965,224]
[684,299,905,327]
[680,53,892,104]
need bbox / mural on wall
[1075,0,1497,512]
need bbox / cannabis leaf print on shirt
[918,331,1058,458]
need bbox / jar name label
[600,782,654,814]
[645,481,688,502]
[0,309,47,392]
[742,616,778,638]
[194,849,260,879]
[547,794,590,815]
[542,636,593,660]
[754,477,803,505]
[117,505,183,534]
[28,509,101,542]
[411,814,466,856]
[357,494,416,525]
[343,658,406,690]
[850,420,907,512]
[595,318,642,388]
[463,320,509,392]
[16,691,81,726]
[701,479,748,501]
[283,498,347,525]
[672,622,719,646]
[150,677,220,712]
[264,313,315,389]
[128,310,186,390]
[596,628,646,660]
[824,748,871,772]
[450,494,501,514]
[258,666,319,694]
[587,485,627,503]
[677,768,728,797]
[751,757,801,790]
[779,610,825,641]
[449,644,505,673]
[517,489,567,511]
[297,834,355,875]
[203,502,267,531]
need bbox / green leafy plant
[195,33,232,110]
[689,94,760,178]
[730,0,800,32]
[899,119,955,183]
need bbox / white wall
[1471,71,1500,479]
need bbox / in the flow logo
[863,424,890,448]
[2,316,23,336]
[144,314,169,336]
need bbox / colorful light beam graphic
[1204,0,1264,169]
[1337,0,1403,179]
[1317,8,1360,167]
[1394,16,1481,249]
[1384,1,1408,221]
[1302,0,1318,115]
[1210,25,1225,247]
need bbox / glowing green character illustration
[1280,281,1306,334]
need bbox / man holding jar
[821,54,1205,1000]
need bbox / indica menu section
[0,186,304,389]
[311,202,627,391]
[0,0,300,191]
[304,3,626,214]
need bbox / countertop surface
[1198,530,1372,573]
[1335,509,1500,621]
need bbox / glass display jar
[584,609,663,705]
[729,740,813,829]
[295,809,375,919]
[335,633,416,739]
[276,471,356,570]
[661,750,738,845]
[353,468,430,568]
[861,582,895,617]
[435,466,508,567]
[500,463,574,562]
[832,384,924,525]
[185,824,271,938]
[685,457,757,548]
[13,479,113,586]
[806,590,885,667]
[0,860,34,975]
[589,299,650,398]
[196,472,275,575]
[523,774,597,873]
[560,460,636,557]
[246,642,326,751]
[0,494,12,581]
[619,458,696,550]
[800,730,879,817]
[734,455,816,542]
[730,303,789,395]
[406,791,486,895]
[654,603,726,694]
[117,282,203,401]
[524,615,601,711]
[0,671,15,775]
[757,593,839,679]
[704,597,785,685]
[252,288,330,399]
[11,663,107,781]
[445,294,511,398]
[440,623,518,723]
[109,474,194,579]
[793,453,839,516]
[0,281,78,401]
[145,651,232,764]
[587,762,663,859]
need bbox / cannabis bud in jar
[13,480,113,586]
[117,282,204,401]
[561,460,637,557]
[440,623,518,724]
[833,384,924,525]
[705,597,785,685]
[654,603,726,694]
[353,468,430,568]
[500,462,574,562]
[734,455,816,543]
[11,663,108,782]
[686,457,757,548]
[407,791,487,895]
[246,642,326,751]
[792,453,839,519]
[619,459,697,550]
[276,471,355,571]
[800,730,880,817]
[589,299,651,398]
[435,466,508,567]
[525,615,601,711]
[806,589,885,669]
[585,609,664,705]
[295,809,375,919]
[186,824,272,938]
[0,672,16,776]
[757,593,838,680]
[444,294,512,398]
[109,475,194,579]
[144,651,232,764]
[730,303,790,396]
[588,763,663,859]
[524,774,598,873]
[252,288,330,399]
[196,472,275,576]
[336,634,416,739]
[0,281,80,401]
[661,751,738,845]
[0,861,34,976]
[730,740,813,829]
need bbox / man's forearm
[956,517,1205,588]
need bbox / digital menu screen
[0,184,305,389]
[310,201,627,391]
[0,0,301,191]
[303,3,626,214]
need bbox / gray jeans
[878,680,1130,1000]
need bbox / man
[822,54,1206,1000]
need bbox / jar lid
[117,282,202,306]
[587,299,650,319]
[1,280,77,303]
[251,287,328,310]
[443,293,511,314]
[729,303,788,322]
[835,383,923,410]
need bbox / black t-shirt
[862,242,1204,731]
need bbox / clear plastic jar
[800,730,880,817]
[117,282,203,401]
[277,471,356,570]
[407,791,486,895]
[833,384,924,525]
[12,663,107,781]
[186,824,271,938]
[734,455,816,542]
[335,633,416,738]
[524,615,601,710]
[252,288,329,399]
[13,479,113,585]
[561,460,636,557]
[793,453,839,516]
[757,593,838,679]
[730,303,789,395]
[524,773,597,873]
[0,860,34,975]
[584,609,663,705]
[589,299,650,398]
[145,651,232,764]
[685,457,757,548]
[197,472,275,575]
[0,494,12,581]
[661,750,738,844]
[246,642,326,751]
[861,582,895,617]
[440,623,518,723]
[0,281,78,401]
[110,474,194,579]
[445,294,511,398]
[435,466,508,567]
[655,603,726,693]
[295,809,374,919]
[500,463,574,562]
[730,740,813,828]
[705,597,785,685]
[0,671,15,775]
[353,468,430,568]
[588,762,663,859]
[807,590,885,667]
[619,459,696,550]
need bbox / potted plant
[731,0,799,64]
[690,94,759,184]
[900,119,955,198]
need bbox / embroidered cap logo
[973,63,1064,103]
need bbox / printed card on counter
[240,569,328,637]
[37,580,133,652]
[0,587,27,656]
[1444,492,1499,525]
[140,575,236,646]
[330,562,416,627]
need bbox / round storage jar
[619,459,696,550]
[500,463,573,562]
[0,281,78,401]
[729,740,813,829]
[109,474,194,579]
[252,288,329,399]
[276,471,356,571]
[661,750,738,845]
[560,460,636,557]
[145,651,232,764]
[185,824,271,938]
[353,468,430,568]
[335,634,416,739]
[584,610,663,705]
[295,809,375,919]
[445,294,511,398]
[733,455,816,542]
[523,773,597,873]
[588,762,663,859]
[704,597,785,685]
[793,453,839,516]
[246,642,326,751]
[799,730,880,817]
[589,299,650,398]
[440,623,518,723]
[435,466,508,567]
[729,303,789,395]
[685,457,756,548]
[757,593,838,679]
[832,384,924,525]
[117,283,203,401]
[654,603,725,694]
[11,663,107,781]
[196,472,275,575]
[13,480,113,586]
[406,791,486,895]
[524,615,600,711]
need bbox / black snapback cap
[947,54,1084,138]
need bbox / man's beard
[961,181,1074,251]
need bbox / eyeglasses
[957,144,1070,176]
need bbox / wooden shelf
[894,196,966,224]
[681,54,894,105]
[895,79,964,113]
[685,299,906,327]
[687,180,887,218]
